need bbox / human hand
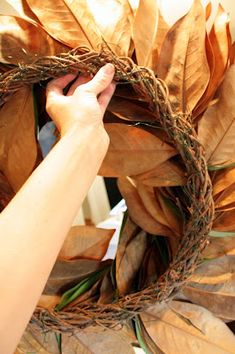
[46,63,115,137]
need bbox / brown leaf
[26,0,91,48]
[157,0,210,113]
[183,255,235,321]
[97,271,114,304]
[108,96,157,122]
[64,0,102,50]
[37,294,61,310]
[0,14,67,64]
[43,258,108,295]
[74,326,135,354]
[213,167,235,196]
[214,183,235,209]
[2,0,39,22]
[0,171,14,211]
[17,327,59,354]
[141,300,235,354]
[209,4,231,80]
[202,235,235,259]
[0,87,37,192]
[116,224,147,295]
[213,209,235,232]
[194,4,232,117]
[198,65,235,166]
[86,0,132,56]
[132,0,158,66]
[149,8,170,73]
[118,176,173,236]
[99,123,177,177]
[134,159,186,187]
[58,225,114,261]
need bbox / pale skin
[0,63,115,353]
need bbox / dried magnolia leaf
[118,177,173,236]
[97,271,114,304]
[198,65,235,166]
[213,209,235,232]
[209,4,231,79]
[58,225,114,261]
[202,235,235,259]
[99,123,177,177]
[132,0,158,66]
[0,171,14,211]
[64,0,101,50]
[183,255,235,321]
[17,327,59,354]
[0,87,37,192]
[149,8,170,73]
[156,189,181,235]
[86,0,132,56]
[213,167,235,196]
[43,259,107,295]
[116,228,147,295]
[141,300,235,354]
[214,183,235,209]
[195,4,231,117]
[0,14,67,64]
[26,0,91,47]
[108,96,157,122]
[37,294,61,310]
[74,326,135,354]
[1,0,39,22]
[133,159,186,187]
[157,0,210,113]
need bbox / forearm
[0,125,108,353]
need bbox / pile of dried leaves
[0,0,235,353]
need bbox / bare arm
[0,64,115,353]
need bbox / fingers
[67,74,91,96]
[98,82,116,115]
[83,64,115,95]
[46,73,77,100]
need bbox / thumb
[84,64,115,95]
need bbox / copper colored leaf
[44,258,106,295]
[198,65,235,166]
[149,9,170,73]
[86,0,132,56]
[37,294,61,310]
[116,228,147,295]
[0,171,14,211]
[99,123,177,177]
[74,326,135,354]
[0,14,67,64]
[132,0,158,66]
[0,87,37,192]
[97,271,114,304]
[183,255,235,321]
[26,0,91,48]
[202,235,235,259]
[134,159,186,187]
[141,300,235,354]
[209,4,231,80]
[213,209,235,232]
[213,167,235,196]
[1,0,39,22]
[118,176,172,236]
[195,4,231,117]
[157,0,210,113]
[214,183,235,209]
[58,225,114,261]
[17,327,59,354]
[64,0,101,50]
[108,96,157,122]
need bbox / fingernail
[104,63,115,74]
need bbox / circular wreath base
[0,46,214,332]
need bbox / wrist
[61,123,110,156]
